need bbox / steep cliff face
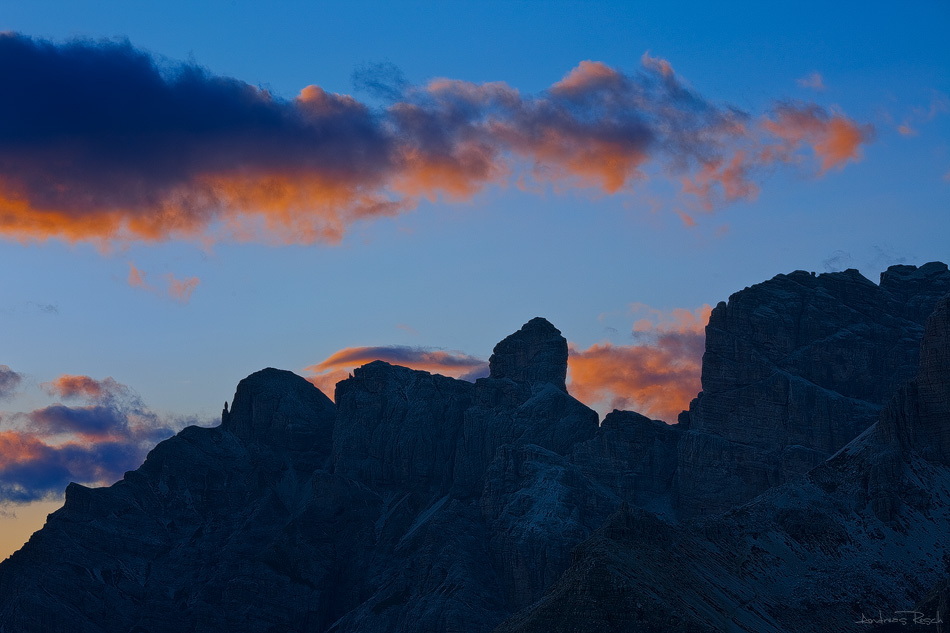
[497,292,950,633]
[677,263,950,517]
[570,410,680,515]
[330,360,474,496]
[488,317,569,392]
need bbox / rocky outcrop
[499,291,950,633]
[452,319,597,498]
[223,367,337,470]
[677,263,950,517]
[488,317,568,392]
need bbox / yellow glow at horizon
[0,499,64,562]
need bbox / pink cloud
[761,103,873,172]
[305,345,489,398]
[42,374,121,401]
[166,274,200,304]
[127,261,200,304]
[128,262,148,289]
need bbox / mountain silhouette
[1,263,948,633]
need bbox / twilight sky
[1,0,948,559]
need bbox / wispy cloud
[42,374,123,401]
[796,72,825,91]
[166,274,200,303]
[822,249,855,272]
[305,345,489,397]
[127,261,200,303]
[0,34,873,247]
[127,262,149,290]
[760,102,873,173]
[896,92,949,138]
[0,365,23,400]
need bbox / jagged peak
[488,317,568,391]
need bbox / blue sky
[0,0,948,558]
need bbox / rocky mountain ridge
[497,291,950,633]
[0,263,948,633]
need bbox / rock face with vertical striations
[488,317,569,392]
[676,263,950,517]
[497,289,950,633]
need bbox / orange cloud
[676,210,697,228]
[568,335,703,423]
[567,304,710,422]
[627,303,712,335]
[305,305,711,421]
[761,103,873,172]
[304,345,489,399]
[0,430,48,465]
[551,60,624,94]
[396,323,418,335]
[682,151,760,209]
[894,93,948,138]
[126,261,200,304]
[166,274,200,304]
[640,51,675,78]
[0,370,208,503]
[42,374,117,400]
[0,34,873,247]
[128,262,148,289]
[305,368,351,399]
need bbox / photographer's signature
[855,610,943,626]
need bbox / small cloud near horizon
[304,345,490,397]
[568,304,711,422]
[305,304,711,423]
[823,250,855,272]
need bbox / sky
[0,0,948,560]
